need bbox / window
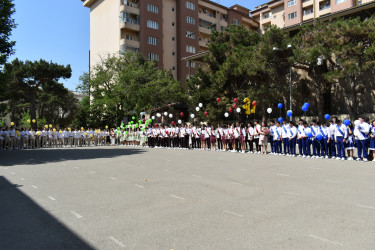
[147,4,159,13]
[186,31,196,39]
[120,45,139,53]
[288,0,297,7]
[319,1,330,10]
[303,8,313,15]
[172,7,175,11]
[120,12,139,24]
[186,45,196,54]
[186,61,196,68]
[233,19,240,25]
[172,37,175,41]
[186,16,196,24]
[186,2,196,10]
[172,52,175,56]
[335,0,347,4]
[125,34,133,40]
[263,12,270,19]
[288,12,297,19]
[147,20,159,30]
[147,52,159,61]
[147,36,158,45]
[172,67,176,70]
[172,22,175,26]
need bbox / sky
[9,0,264,91]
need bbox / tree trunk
[30,98,37,129]
[315,86,324,121]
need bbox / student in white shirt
[335,120,347,160]
[246,123,254,153]
[355,117,370,161]
[288,121,297,157]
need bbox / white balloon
[198,103,203,108]
[156,113,161,117]
[196,107,200,112]
[354,120,361,126]
[236,108,241,113]
[164,112,168,116]
[267,108,272,114]
[151,116,155,120]
[190,114,195,118]
[224,112,229,118]
[178,120,182,124]
[169,114,173,118]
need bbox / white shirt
[253,124,261,139]
[281,124,289,138]
[247,127,254,140]
[334,124,347,139]
[356,122,370,140]
[273,127,282,140]
[288,126,297,139]
[329,124,336,139]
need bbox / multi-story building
[81,0,258,87]
[251,0,375,32]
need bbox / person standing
[355,117,370,162]
[288,121,297,157]
[369,120,375,161]
[246,123,254,153]
[345,123,355,161]
[281,121,290,156]
[329,118,337,158]
[273,122,282,155]
[260,122,269,155]
[320,123,330,159]
[335,120,347,160]
[253,121,261,154]
[297,119,304,156]
[310,120,321,158]
[268,121,275,155]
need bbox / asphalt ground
[1,146,375,249]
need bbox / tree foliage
[3,58,77,127]
[80,52,187,127]
[0,0,16,67]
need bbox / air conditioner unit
[203,8,208,13]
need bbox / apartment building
[81,0,258,87]
[251,0,375,31]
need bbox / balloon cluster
[302,102,309,112]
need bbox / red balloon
[154,123,158,127]
[232,104,237,109]
[216,98,221,103]
[142,119,146,123]
[204,111,208,116]
[252,101,257,107]
[180,112,184,117]
[234,98,239,103]
[171,121,175,125]
[228,108,233,113]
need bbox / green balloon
[121,123,124,127]
[117,127,120,130]
[125,131,128,134]
[138,120,142,124]
[142,128,145,131]
[132,116,135,120]
[149,119,152,123]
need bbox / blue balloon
[343,119,351,126]
[277,103,283,109]
[304,102,310,108]
[278,117,283,123]
[307,132,313,138]
[324,114,331,120]
[302,105,308,112]
[316,134,323,141]
[287,111,293,117]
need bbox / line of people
[1,116,374,162]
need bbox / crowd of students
[1,116,374,162]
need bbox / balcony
[199,26,215,34]
[198,12,218,24]
[303,12,314,20]
[199,38,209,48]
[120,38,140,49]
[302,0,313,7]
[120,4,139,15]
[120,21,140,32]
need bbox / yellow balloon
[84,132,87,136]
[45,125,48,128]
[32,119,36,123]
[37,131,41,136]
[49,124,52,128]
[81,127,84,131]
[105,125,108,129]
[10,122,14,126]
[53,128,56,132]
[68,127,71,131]
[27,119,31,124]
[59,130,63,134]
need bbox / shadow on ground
[0,176,94,250]
[0,147,145,167]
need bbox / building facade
[251,0,375,32]
[81,0,258,87]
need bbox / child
[345,123,355,160]
[369,120,375,161]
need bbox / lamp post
[273,44,293,121]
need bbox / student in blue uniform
[335,120,347,161]
[369,120,375,161]
[310,119,321,158]
[288,121,297,157]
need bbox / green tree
[82,52,187,127]
[3,58,72,127]
[0,0,16,67]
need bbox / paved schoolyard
[1,146,375,249]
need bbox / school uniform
[273,126,282,154]
[334,124,347,159]
[369,126,375,153]
[320,126,330,158]
[310,125,321,157]
[329,123,337,157]
[300,126,311,157]
[288,126,297,156]
[247,127,254,153]
[253,124,261,153]
[297,124,304,156]
[216,127,223,150]
[196,127,201,148]
[205,127,211,149]
[281,124,290,155]
[345,127,355,150]
[355,122,370,160]
[268,126,275,153]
